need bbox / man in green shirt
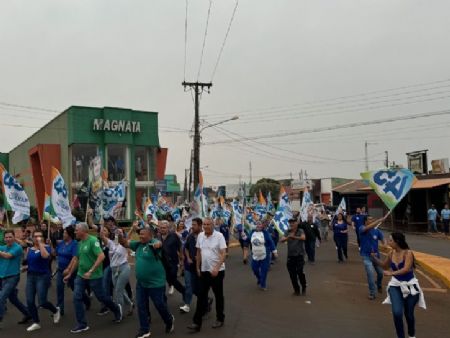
[64,223,122,333]
[119,222,174,338]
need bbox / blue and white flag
[171,207,181,223]
[194,172,208,218]
[279,186,292,219]
[144,198,158,221]
[266,192,275,213]
[51,167,76,228]
[300,186,313,222]
[337,197,346,214]
[273,209,290,235]
[0,165,30,224]
[102,180,126,218]
[231,199,243,225]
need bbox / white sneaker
[53,307,61,324]
[179,304,190,313]
[168,286,174,295]
[27,323,41,332]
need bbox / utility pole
[188,149,193,202]
[183,168,188,201]
[364,141,369,171]
[182,81,213,190]
[385,151,389,168]
[249,161,252,185]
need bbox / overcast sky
[1,0,450,186]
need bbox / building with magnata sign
[0,106,168,221]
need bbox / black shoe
[165,315,175,333]
[187,323,201,332]
[212,321,224,329]
[368,294,376,300]
[17,316,32,325]
[243,259,247,265]
[135,331,151,338]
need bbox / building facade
[1,106,167,221]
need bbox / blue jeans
[362,256,383,296]
[184,269,193,305]
[26,272,57,323]
[136,282,172,333]
[0,274,30,321]
[56,270,90,315]
[388,286,419,338]
[73,276,120,327]
[428,220,437,232]
[305,240,316,262]
[251,256,270,288]
[103,266,113,298]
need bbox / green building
[1,106,168,221]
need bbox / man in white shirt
[187,217,227,332]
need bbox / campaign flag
[102,180,126,218]
[144,197,158,221]
[266,191,275,213]
[51,167,76,228]
[245,211,256,231]
[0,164,30,224]
[43,193,60,223]
[171,207,181,223]
[300,186,313,221]
[194,171,208,218]
[279,186,292,219]
[88,156,104,219]
[232,199,243,225]
[273,209,290,235]
[361,168,416,210]
[337,197,346,213]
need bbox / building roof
[333,179,369,194]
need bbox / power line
[197,0,213,81]
[205,109,450,145]
[203,77,450,119]
[0,101,59,113]
[210,0,239,81]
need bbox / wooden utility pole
[182,81,212,190]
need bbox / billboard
[406,150,428,175]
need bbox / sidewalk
[413,251,450,289]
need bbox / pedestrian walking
[187,217,227,332]
[237,226,250,264]
[250,221,276,291]
[119,224,174,338]
[55,226,90,316]
[64,223,122,334]
[332,212,349,263]
[318,210,330,241]
[440,203,450,235]
[427,204,438,233]
[24,230,61,332]
[359,214,389,300]
[180,218,202,314]
[351,207,366,248]
[300,214,321,264]
[0,230,31,328]
[281,218,307,296]
[372,232,426,338]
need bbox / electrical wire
[205,109,450,145]
[197,0,213,81]
[210,0,239,81]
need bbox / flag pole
[5,209,10,229]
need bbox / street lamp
[192,115,239,191]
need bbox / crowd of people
[0,204,426,338]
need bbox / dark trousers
[56,270,90,315]
[304,240,316,262]
[355,230,361,247]
[388,286,419,338]
[26,272,57,324]
[334,234,348,262]
[136,283,172,333]
[165,263,186,301]
[286,255,306,293]
[193,271,225,327]
[443,219,449,234]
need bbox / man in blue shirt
[0,230,31,328]
[351,207,366,248]
[427,204,438,233]
[440,203,450,235]
[359,214,389,300]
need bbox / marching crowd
[0,204,426,338]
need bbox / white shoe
[179,304,190,313]
[168,286,174,295]
[27,323,41,332]
[53,307,61,324]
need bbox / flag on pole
[102,180,126,218]
[337,197,346,214]
[43,193,59,223]
[273,209,290,235]
[0,164,30,224]
[51,167,76,228]
[144,197,158,221]
[361,168,416,210]
[279,186,292,219]
[194,171,208,218]
[266,191,275,213]
[300,186,313,222]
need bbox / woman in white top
[99,226,133,315]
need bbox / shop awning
[412,178,450,189]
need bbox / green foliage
[249,178,281,201]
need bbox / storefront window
[107,145,127,181]
[135,146,148,181]
[71,144,98,183]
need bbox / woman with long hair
[332,212,349,263]
[372,232,426,338]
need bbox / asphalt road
[1,236,449,338]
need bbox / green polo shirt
[77,235,103,279]
[130,239,166,288]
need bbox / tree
[249,178,281,202]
